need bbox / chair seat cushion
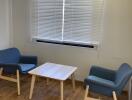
[19,64,36,74]
[87,75,115,88]
[84,75,116,96]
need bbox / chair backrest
[0,48,20,64]
[115,63,132,90]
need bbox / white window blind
[31,0,104,46]
[32,0,63,42]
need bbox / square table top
[29,62,77,81]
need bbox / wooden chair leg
[128,77,132,100]
[17,70,20,95]
[112,91,117,100]
[0,68,20,95]
[84,86,89,100]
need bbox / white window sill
[32,37,99,48]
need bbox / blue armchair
[0,48,37,95]
[84,63,132,100]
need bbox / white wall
[12,0,132,81]
[0,0,12,49]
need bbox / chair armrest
[85,76,115,88]
[0,63,19,73]
[89,65,116,81]
[19,55,38,65]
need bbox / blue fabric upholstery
[0,63,19,73]
[19,56,37,65]
[0,48,20,64]
[115,63,132,94]
[18,64,36,74]
[0,48,37,74]
[84,63,132,97]
[87,76,115,88]
[89,65,116,81]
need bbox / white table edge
[28,67,77,81]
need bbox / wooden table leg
[29,75,36,99]
[60,81,64,100]
[71,73,75,91]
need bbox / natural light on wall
[30,0,104,47]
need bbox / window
[31,0,104,47]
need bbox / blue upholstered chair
[84,63,132,100]
[0,48,37,95]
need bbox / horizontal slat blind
[64,0,104,43]
[33,0,63,41]
[32,0,104,45]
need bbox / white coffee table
[28,62,77,100]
